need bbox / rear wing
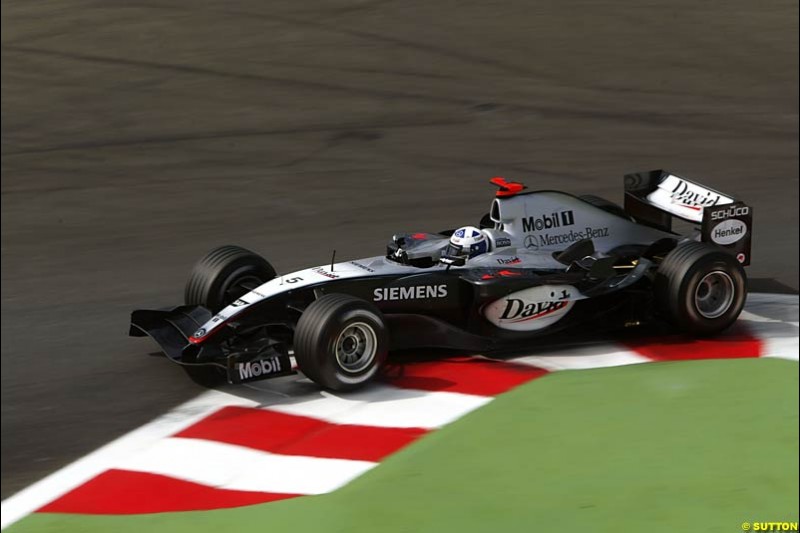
[624,170,752,265]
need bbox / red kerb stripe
[382,358,548,396]
[624,325,762,361]
[37,469,298,514]
[174,406,427,462]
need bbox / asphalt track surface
[1,0,798,498]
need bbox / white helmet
[441,226,489,263]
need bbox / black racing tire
[579,194,633,221]
[654,241,746,335]
[294,294,388,391]
[184,245,276,313]
[182,364,227,388]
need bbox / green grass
[11,358,798,533]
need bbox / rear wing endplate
[624,170,752,265]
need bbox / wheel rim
[335,322,377,374]
[694,271,735,319]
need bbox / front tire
[294,294,388,391]
[654,241,746,335]
[184,245,276,313]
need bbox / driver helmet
[442,226,489,262]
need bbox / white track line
[118,438,376,495]
[0,384,486,528]
[0,390,256,530]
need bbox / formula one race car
[130,170,753,391]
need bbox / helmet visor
[443,242,467,259]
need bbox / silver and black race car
[130,170,753,390]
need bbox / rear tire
[184,245,276,313]
[654,241,746,335]
[579,194,632,221]
[294,294,388,391]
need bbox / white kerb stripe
[0,389,259,530]
[265,384,491,429]
[513,345,652,371]
[761,336,800,362]
[117,437,376,495]
[738,295,799,362]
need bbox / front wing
[130,306,295,384]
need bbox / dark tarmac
[2,0,797,497]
